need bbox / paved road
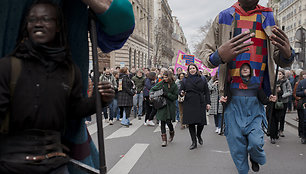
[88,113,306,174]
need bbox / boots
[161,133,167,147]
[189,135,197,150]
[169,131,175,142]
[197,135,203,145]
[189,141,197,150]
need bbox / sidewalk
[285,110,298,129]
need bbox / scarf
[13,39,70,72]
[232,2,272,16]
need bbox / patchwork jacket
[200,5,295,96]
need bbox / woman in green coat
[150,71,178,147]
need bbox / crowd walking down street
[0,0,306,174]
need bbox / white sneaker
[105,119,109,123]
[109,120,113,125]
[217,128,221,134]
[144,122,147,126]
[147,120,155,126]
[215,128,219,133]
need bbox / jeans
[144,96,156,122]
[109,99,118,121]
[102,107,108,120]
[133,93,143,117]
[214,113,222,128]
[176,100,180,121]
[120,106,132,119]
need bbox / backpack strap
[10,57,22,99]
[67,64,75,96]
[0,57,22,134]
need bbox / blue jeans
[214,113,222,128]
[224,96,266,174]
[109,99,118,121]
[121,108,130,125]
[102,107,108,119]
[176,100,179,121]
[133,93,143,117]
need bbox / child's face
[241,65,250,78]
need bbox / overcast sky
[168,0,269,53]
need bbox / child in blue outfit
[220,63,277,173]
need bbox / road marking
[211,150,230,154]
[153,122,177,132]
[106,118,143,139]
[88,119,115,135]
[107,143,149,174]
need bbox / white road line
[211,150,230,154]
[153,122,177,132]
[107,143,149,174]
[106,118,143,139]
[88,119,115,135]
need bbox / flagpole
[89,9,107,174]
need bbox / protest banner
[174,50,218,76]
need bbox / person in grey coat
[208,73,223,134]
[270,69,292,143]
[277,69,292,137]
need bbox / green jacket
[132,75,145,93]
[150,81,178,122]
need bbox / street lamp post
[147,0,151,68]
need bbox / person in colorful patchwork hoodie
[200,0,294,173]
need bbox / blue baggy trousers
[224,96,267,174]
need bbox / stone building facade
[153,0,174,67]
[89,0,189,70]
[268,0,306,69]
[109,0,154,69]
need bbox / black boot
[189,141,197,150]
[189,124,197,150]
[197,135,203,145]
[196,125,204,145]
[250,157,260,172]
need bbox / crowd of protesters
[87,66,306,147]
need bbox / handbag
[178,95,185,102]
[275,101,284,110]
[149,88,167,110]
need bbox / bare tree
[192,19,212,57]
[153,17,173,66]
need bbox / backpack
[0,57,75,134]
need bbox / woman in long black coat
[180,63,211,150]
[117,67,135,127]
